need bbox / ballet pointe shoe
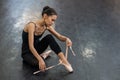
[41,50,52,59]
[59,60,73,73]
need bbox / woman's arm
[47,26,67,41]
[47,26,72,46]
[28,23,42,61]
[27,23,46,71]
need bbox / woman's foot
[59,59,73,73]
[40,50,52,59]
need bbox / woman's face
[44,14,57,26]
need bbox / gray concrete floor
[0,0,120,80]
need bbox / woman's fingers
[66,38,72,46]
[39,61,46,72]
[67,41,72,46]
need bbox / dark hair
[42,6,57,16]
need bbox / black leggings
[22,34,62,66]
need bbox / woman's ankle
[58,52,73,72]
[40,50,52,59]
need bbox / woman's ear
[43,14,48,19]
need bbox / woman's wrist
[65,37,72,46]
[65,37,69,42]
[37,56,43,62]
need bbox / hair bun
[42,6,57,16]
[43,6,50,12]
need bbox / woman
[21,6,73,73]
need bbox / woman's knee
[44,34,56,43]
[45,34,62,54]
[45,34,54,39]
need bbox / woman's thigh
[22,53,38,67]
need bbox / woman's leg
[58,52,73,72]
[37,34,73,72]
[22,53,39,67]
[37,34,62,55]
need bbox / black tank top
[22,22,46,45]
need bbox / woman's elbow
[29,45,34,51]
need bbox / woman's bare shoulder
[24,21,36,32]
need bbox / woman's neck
[37,19,46,27]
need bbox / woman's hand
[38,59,46,72]
[66,38,72,46]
